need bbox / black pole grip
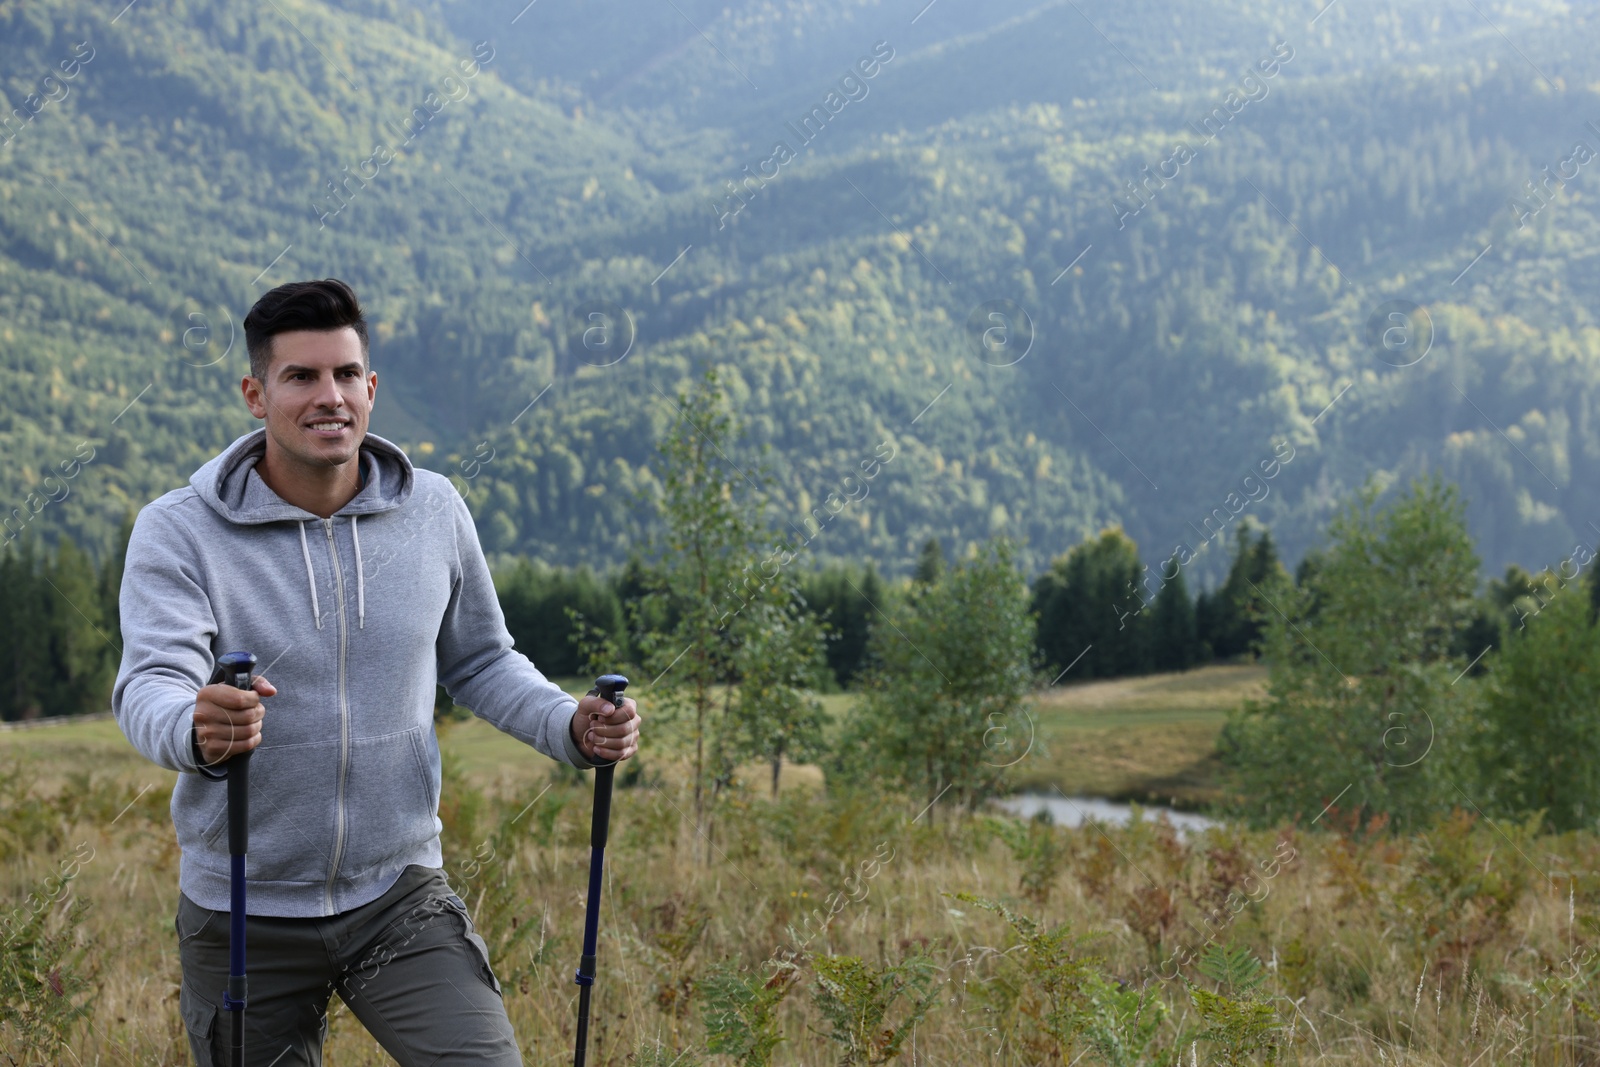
[207,651,257,857]
[588,674,626,849]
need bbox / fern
[952,892,1106,1059]
[1080,979,1172,1067]
[700,958,799,1066]
[811,953,938,1066]
[0,870,94,1064]
[1187,944,1281,1066]
[1196,943,1266,996]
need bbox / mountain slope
[1,0,1596,589]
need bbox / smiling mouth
[306,420,350,436]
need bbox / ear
[366,369,377,409]
[242,375,268,420]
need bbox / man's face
[242,327,377,477]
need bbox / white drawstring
[298,520,323,630]
[351,514,365,630]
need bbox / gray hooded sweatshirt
[113,428,593,918]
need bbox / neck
[256,447,363,520]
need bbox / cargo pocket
[443,892,503,997]
[179,980,221,1065]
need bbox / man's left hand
[570,693,641,764]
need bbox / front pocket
[210,741,341,886]
[335,726,438,881]
[175,893,220,946]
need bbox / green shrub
[701,958,799,1066]
[1187,944,1283,1066]
[811,952,938,1066]
[0,863,95,1063]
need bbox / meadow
[2,667,1596,1065]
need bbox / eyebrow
[278,362,366,377]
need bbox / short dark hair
[243,278,369,382]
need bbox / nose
[312,372,345,412]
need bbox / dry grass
[11,671,1600,1066]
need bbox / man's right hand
[193,675,276,767]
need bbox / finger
[200,703,263,727]
[253,676,277,696]
[229,706,265,726]
[211,686,261,710]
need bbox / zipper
[323,517,351,913]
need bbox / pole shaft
[574,674,626,1067]
[210,651,255,1067]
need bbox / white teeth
[310,422,346,431]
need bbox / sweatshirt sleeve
[111,502,216,775]
[435,490,595,769]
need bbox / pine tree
[1207,523,1284,660]
[43,536,113,717]
[913,537,944,586]
[100,511,135,676]
[799,562,883,688]
[1031,527,1150,681]
[1149,564,1198,672]
[0,535,49,721]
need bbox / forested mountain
[2,0,1596,588]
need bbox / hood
[189,428,416,632]
[190,427,415,525]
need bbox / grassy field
[1014,664,1267,806]
[407,664,1263,808]
[15,665,1600,1066]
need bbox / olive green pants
[176,864,521,1066]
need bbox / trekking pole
[207,650,257,1067]
[573,673,627,1067]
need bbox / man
[112,277,640,1066]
